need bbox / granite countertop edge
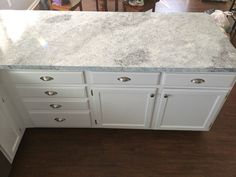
[1,65,236,73]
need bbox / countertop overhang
[0,10,236,72]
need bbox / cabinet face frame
[154,88,228,131]
[2,70,236,132]
[90,87,157,129]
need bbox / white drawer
[16,85,87,98]
[87,72,160,85]
[164,73,236,88]
[8,71,84,84]
[23,98,89,111]
[29,111,91,127]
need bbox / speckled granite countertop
[0,10,236,72]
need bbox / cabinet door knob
[54,118,66,122]
[164,94,169,98]
[150,94,155,98]
[50,104,62,109]
[191,78,205,84]
[40,76,54,81]
[45,91,58,96]
[117,77,131,82]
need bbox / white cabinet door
[91,87,157,129]
[155,89,228,131]
[0,101,21,162]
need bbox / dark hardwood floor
[9,85,236,177]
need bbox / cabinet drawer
[23,98,89,111]
[164,73,236,88]
[16,86,87,98]
[29,111,91,127]
[8,71,84,84]
[87,72,160,85]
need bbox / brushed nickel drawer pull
[40,76,54,81]
[45,91,58,96]
[54,118,66,122]
[191,78,205,84]
[117,77,131,82]
[50,104,62,109]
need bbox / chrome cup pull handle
[117,77,131,82]
[54,118,66,122]
[50,104,62,109]
[191,78,205,84]
[45,91,58,96]
[40,76,54,81]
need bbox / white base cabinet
[0,67,235,163]
[1,71,235,132]
[0,70,235,162]
[91,87,157,129]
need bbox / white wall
[0,0,40,10]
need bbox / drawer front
[87,72,160,85]
[164,73,236,88]
[29,111,91,127]
[16,86,87,98]
[23,98,89,111]
[8,71,84,84]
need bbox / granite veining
[0,10,236,72]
